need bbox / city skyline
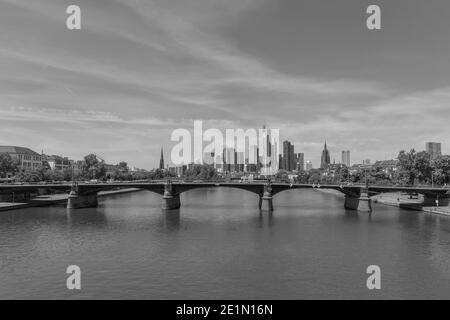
[1,0,450,168]
[1,138,444,172]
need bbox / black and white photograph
[0,0,450,305]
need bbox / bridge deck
[0,182,448,195]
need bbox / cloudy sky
[1,0,449,169]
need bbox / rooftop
[0,146,40,156]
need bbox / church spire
[159,147,165,170]
[321,140,331,169]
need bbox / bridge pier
[259,194,274,211]
[162,180,181,210]
[67,191,98,209]
[344,191,372,212]
[162,193,181,210]
[259,182,274,211]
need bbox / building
[214,154,223,173]
[236,151,245,172]
[373,160,398,176]
[326,163,342,177]
[104,164,118,178]
[159,147,165,170]
[295,153,304,171]
[0,146,42,172]
[224,148,236,173]
[320,141,331,169]
[341,150,351,167]
[259,125,279,175]
[168,167,177,175]
[42,154,73,171]
[246,145,258,173]
[280,140,296,171]
[282,141,290,171]
[176,165,187,177]
[426,142,442,159]
[289,144,295,171]
[363,159,371,165]
[306,160,313,171]
[263,124,272,158]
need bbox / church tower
[321,141,331,169]
[159,147,165,170]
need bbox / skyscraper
[260,124,279,175]
[236,151,245,172]
[282,140,295,171]
[248,145,258,173]
[282,140,290,170]
[426,142,442,159]
[224,148,235,172]
[159,147,165,169]
[295,153,304,171]
[289,144,295,171]
[341,150,351,167]
[320,141,331,169]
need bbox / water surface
[0,188,449,299]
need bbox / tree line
[276,149,450,186]
[0,153,175,182]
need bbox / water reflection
[343,209,360,221]
[163,209,180,231]
[66,208,108,228]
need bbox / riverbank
[373,192,450,216]
[0,188,143,212]
[315,189,450,216]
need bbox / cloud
[0,0,448,168]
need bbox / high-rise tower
[426,142,442,159]
[342,150,351,167]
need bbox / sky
[1,0,450,169]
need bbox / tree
[112,162,132,181]
[308,169,321,184]
[16,171,40,183]
[397,149,417,185]
[183,164,218,181]
[414,151,432,183]
[295,171,309,184]
[62,167,74,181]
[432,156,450,185]
[82,154,106,180]
[337,166,350,182]
[0,153,19,178]
[275,170,288,181]
[370,165,391,185]
[397,149,432,185]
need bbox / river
[0,188,449,299]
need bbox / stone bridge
[1,181,449,212]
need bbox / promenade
[373,192,450,216]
